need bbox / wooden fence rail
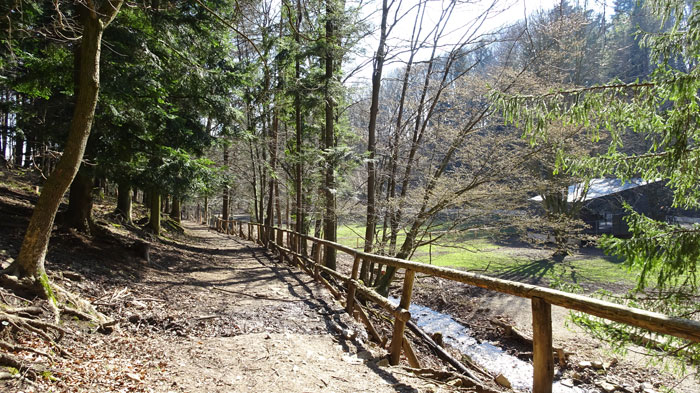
[213,218,700,393]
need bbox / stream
[389,297,592,392]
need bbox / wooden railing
[214,218,700,393]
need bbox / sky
[345,0,613,84]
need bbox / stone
[341,355,362,365]
[596,381,616,392]
[342,329,356,340]
[592,360,604,370]
[494,374,512,389]
[447,379,462,387]
[126,372,141,382]
[357,350,373,361]
[577,361,592,369]
[376,358,390,367]
[559,379,574,387]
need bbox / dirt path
[19,221,457,393]
[139,223,441,393]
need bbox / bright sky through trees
[347,0,613,84]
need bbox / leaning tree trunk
[65,168,94,233]
[7,1,123,286]
[116,181,132,223]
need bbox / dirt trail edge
[118,222,454,393]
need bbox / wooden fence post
[313,243,322,280]
[532,297,554,393]
[346,255,361,315]
[389,269,415,365]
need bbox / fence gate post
[532,296,554,393]
[389,269,415,365]
[346,255,361,314]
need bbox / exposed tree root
[53,283,111,324]
[0,273,115,381]
[0,340,53,362]
[0,352,39,381]
[0,310,69,357]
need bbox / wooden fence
[214,218,700,393]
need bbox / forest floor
[0,168,697,392]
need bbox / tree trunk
[222,144,229,221]
[1,91,8,162]
[294,0,305,251]
[323,0,339,270]
[203,195,209,226]
[8,1,123,284]
[362,0,389,282]
[149,191,161,235]
[24,142,32,168]
[65,168,94,232]
[116,181,132,223]
[170,195,181,223]
[14,133,23,167]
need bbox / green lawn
[337,223,635,290]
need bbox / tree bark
[8,1,123,281]
[14,133,23,167]
[170,195,181,223]
[222,144,229,221]
[116,181,132,223]
[323,0,339,270]
[1,91,8,161]
[203,195,209,226]
[149,191,161,235]
[264,54,278,244]
[294,0,305,252]
[65,168,94,232]
[361,0,389,282]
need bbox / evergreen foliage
[493,0,700,365]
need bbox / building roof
[531,178,656,202]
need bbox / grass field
[337,223,634,290]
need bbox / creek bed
[389,297,591,392]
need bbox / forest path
[134,221,446,393]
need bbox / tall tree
[4,1,123,295]
[361,0,392,281]
[322,0,342,269]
